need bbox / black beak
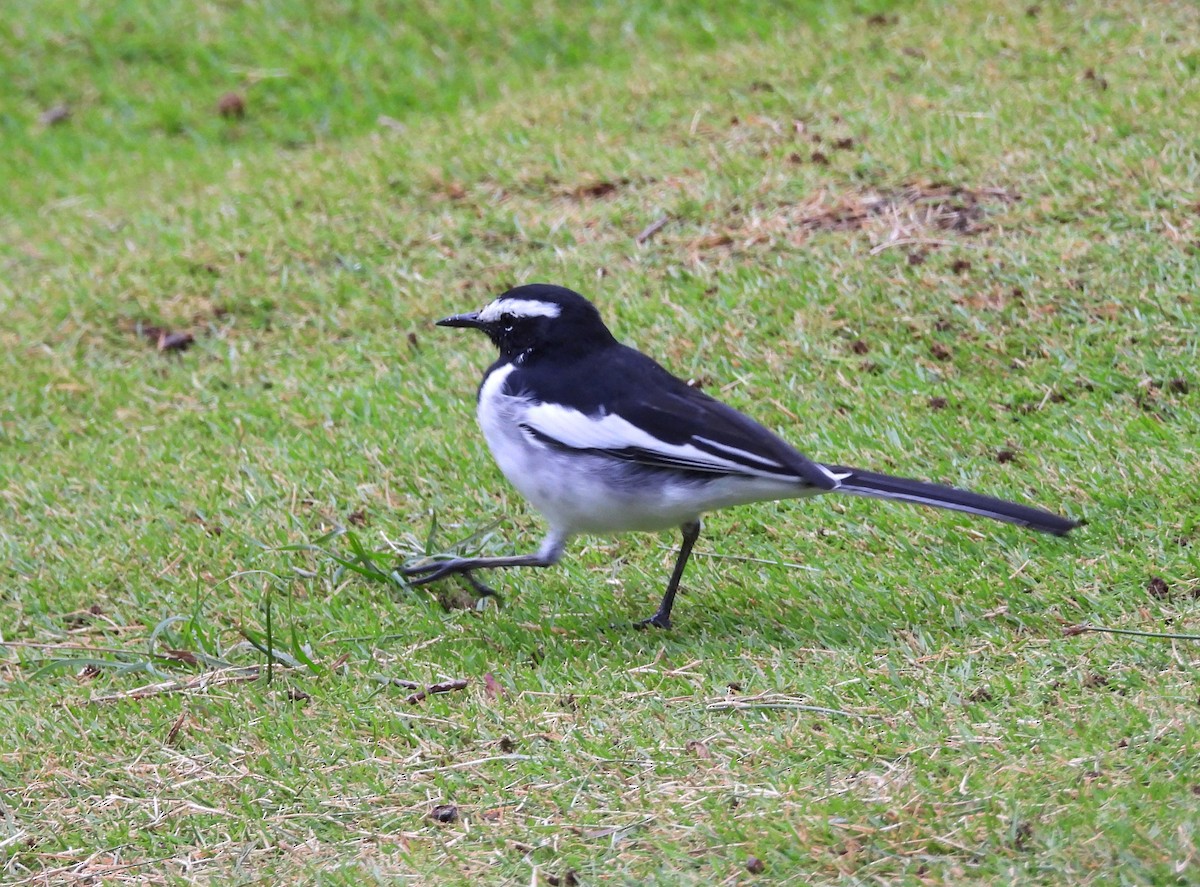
[436,311,485,329]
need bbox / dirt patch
[689,183,1019,255]
[118,302,229,355]
[564,178,629,200]
[793,183,1019,237]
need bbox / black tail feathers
[824,465,1080,536]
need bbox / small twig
[708,701,863,718]
[412,753,532,775]
[0,831,29,852]
[407,678,469,705]
[869,237,969,255]
[705,693,865,719]
[1064,624,1200,642]
[1,641,145,655]
[635,214,670,244]
[10,852,183,886]
[84,666,262,704]
[371,674,422,690]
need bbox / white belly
[476,364,818,536]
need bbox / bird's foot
[401,561,501,606]
[400,559,467,587]
[459,570,499,599]
[634,612,672,630]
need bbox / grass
[2,0,1199,882]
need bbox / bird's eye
[500,312,515,331]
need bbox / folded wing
[519,379,839,490]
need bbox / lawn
[2,0,1199,883]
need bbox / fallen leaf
[483,672,506,699]
[1083,68,1109,90]
[407,678,469,705]
[140,325,195,353]
[694,232,734,250]
[166,710,187,745]
[573,180,618,199]
[161,649,199,665]
[217,92,246,119]
[40,104,71,126]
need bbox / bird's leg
[401,531,566,590]
[638,519,702,630]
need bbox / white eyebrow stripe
[478,299,562,322]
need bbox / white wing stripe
[523,402,797,479]
[692,435,787,469]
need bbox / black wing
[514,344,839,489]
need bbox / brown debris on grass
[635,214,670,244]
[1146,576,1170,598]
[39,104,71,126]
[119,300,233,354]
[216,91,246,119]
[689,184,1019,257]
[139,325,195,353]
[406,678,469,705]
[568,179,626,199]
[798,184,1018,237]
[483,672,506,699]
[85,667,263,704]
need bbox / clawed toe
[634,613,672,630]
[400,561,500,600]
[460,570,499,598]
[400,560,459,586]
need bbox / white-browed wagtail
[404,284,1078,628]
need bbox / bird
[403,283,1079,628]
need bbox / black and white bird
[404,283,1078,628]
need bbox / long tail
[823,465,1080,536]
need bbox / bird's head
[437,284,616,361]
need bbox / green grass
[2,0,1199,882]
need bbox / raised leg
[401,530,567,590]
[638,519,701,630]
